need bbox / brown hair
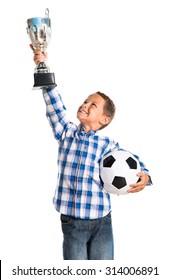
[96,91,116,129]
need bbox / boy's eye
[92,103,97,107]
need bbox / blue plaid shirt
[43,87,150,219]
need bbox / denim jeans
[60,212,114,260]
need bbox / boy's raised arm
[42,86,71,141]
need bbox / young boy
[31,47,151,260]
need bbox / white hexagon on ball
[100,150,141,195]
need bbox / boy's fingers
[29,44,34,51]
[128,185,145,193]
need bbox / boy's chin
[77,118,86,127]
[77,115,84,121]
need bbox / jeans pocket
[60,214,72,224]
[104,211,112,220]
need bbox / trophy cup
[27,8,56,88]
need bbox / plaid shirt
[43,87,150,219]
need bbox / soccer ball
[100,150,141,195]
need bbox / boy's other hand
[128,173,150,193]
[29,44,48,65]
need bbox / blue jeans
[60,212,114,260]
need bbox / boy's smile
[78,108,88,115]
[77,93,110,132]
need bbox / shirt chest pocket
[81,157,100,181]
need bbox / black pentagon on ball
[126,157,137,169]
[103,155,116,168]
[112,176,127,189]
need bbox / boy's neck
[81,123,102,133]
[82,125,96,133]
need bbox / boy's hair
[96,91,116,130]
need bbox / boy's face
[77,93,110,132]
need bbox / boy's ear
[99,115,111,126]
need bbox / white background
[0,0,170,279]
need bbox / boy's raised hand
[29,44,48,65]
[128,173,150,193]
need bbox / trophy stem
[35,61,49,73]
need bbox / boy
[31,47,151,260]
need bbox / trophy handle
[45,8,49,18]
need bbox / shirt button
[84,146,87,150]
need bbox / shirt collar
[77,124,97,137]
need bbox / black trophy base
[33,72,56,89]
